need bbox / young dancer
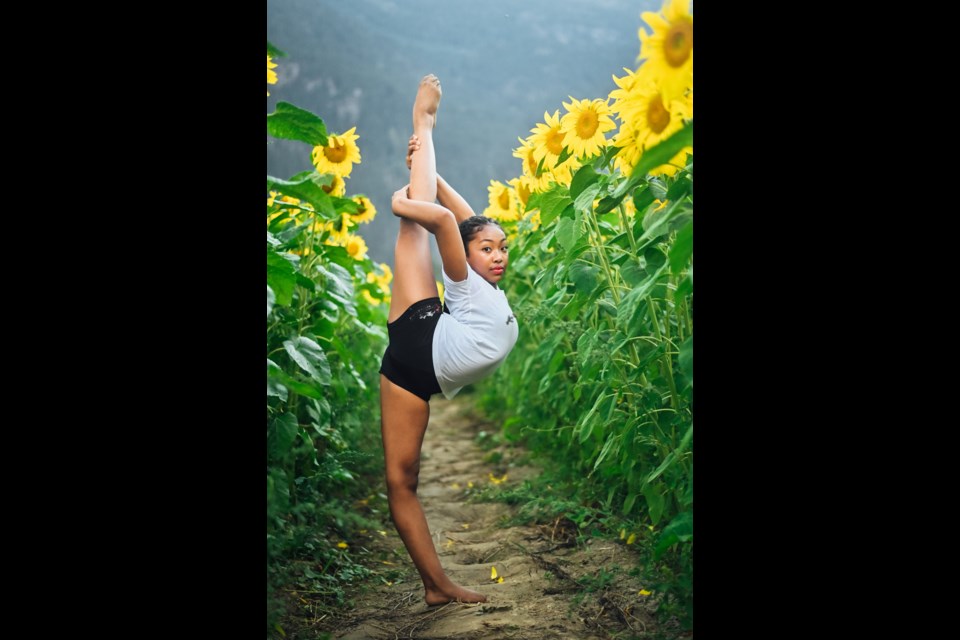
[379,74,518,604]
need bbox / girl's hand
[406,134,420,170]
[391,185,410,214]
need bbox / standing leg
[380,374,487,604]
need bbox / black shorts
[379,297,450,402]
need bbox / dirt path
[312,395,667,640]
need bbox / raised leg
[387,75,444,324]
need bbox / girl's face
[466,225,509,285]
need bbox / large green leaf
[267,102,328,146]
[268,413,298,462]
[570,165,601,201]
[569,261,600,294]
[556,215,581,252]
[643,483,666,525]
[612,123,693,199]
[318,262,356,315]
[266,173,336,219]
[539,188,573,227]
[654,511,693,557]
[670,220,693,273]
[644,246,666,271]
[573,183,601,214]
[282,337,331,385]
[266,359,287,401]
[266,250,297,306]
[666,174,693,202]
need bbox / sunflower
[344,233,368,261]
[323,212,355,246]
[321,173,346,197]
[529,110,567,166]
[482,180,519,221]
[508,176,533,212]
[512,138,553,192]
[614,77,691,177]
[351,195,377,224]
[312,127,361,177]
[559,98,616,160]
[638,0,693,101]
[267,55,278,96]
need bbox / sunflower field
[267,0,693,631]
[474,0,693,622]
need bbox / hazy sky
[267,0,662,268]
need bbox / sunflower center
[647,95,670,134]
[498,188,511,210]
[546,129,565,155]
[576,110,599,139]
[664,20,693,68]
[324,140,348,163]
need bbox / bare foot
[413,74,442,130]
[424,583,487,605]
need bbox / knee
[386,462,420,495]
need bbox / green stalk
[647,298,680,412]
[617,202,638,255]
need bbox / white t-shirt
[432,264,519,399]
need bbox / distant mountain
[267,0,659,268]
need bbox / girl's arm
[392,186,468,281]
[436,175,477,225]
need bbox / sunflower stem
[617,201,638,255]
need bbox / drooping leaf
[268,413,299,462]
[267,102,328,146]
[282,337,331,385]
[539,188,573,227]
[267,249,297,306]
[678,335,693,386]
[267,286,276,318]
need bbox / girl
[379,75,518,605]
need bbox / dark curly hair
[458,215,504,256]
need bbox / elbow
[426,207,456,233]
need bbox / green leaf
[594,144,620,169]
[592,431,619,474]
[266,359,288,401]
[568,262,599,294]
[621,263,647,287]
[525,191,543,213]
[623,492,639,516]
[555,146,573,166]
[266,250,297,306]
[267,41,287,58]
[633,185,656,212]
[555,216,579,252]
[294,273,316,291]
[644,247,666,271]
[267,231,281,247]
[678,335,693,386]
[534,155,547,178]
[267,286,276,318]
[654,511,693,557]
[267,102,328,146]
[318,262,356,315]
[643,484,666,526]
[539,188,573,227]
[268,413,298,461]
[282,337,332,385]
[669,221,693,273]
[266,173,336,218]
[616,262,668,332]
[569,165,600,201]
[278,376,324,399]
[573,183,601,214]
[666,174,692,201]
[675,274,692,299]
[612,122,693,199]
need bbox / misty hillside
[267,0,659,267]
